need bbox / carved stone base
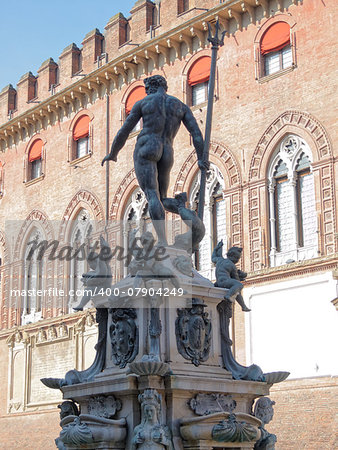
[182,444,255,450]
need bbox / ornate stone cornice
[245,253,338,285]
[0,308,96,340]
[0,1,301,150]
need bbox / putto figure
[102,75,207,246]
[212,240,251,312]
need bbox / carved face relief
[144,404,156,421]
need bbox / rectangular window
[282,45,292,68]
[31,159,42,180]
[264,45,292,76]
[76,137,89,159]
[192,81,208,106]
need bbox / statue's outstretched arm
[102,102,142,165]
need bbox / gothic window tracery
[268,135,317,267]
[122,188,151,276]
[22,228,44,325]
[189,163,227,279]
[68,209,93,309]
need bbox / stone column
[268,179,276,265]
[289,173,299,255]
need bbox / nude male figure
[102,75,207,246]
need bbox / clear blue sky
[0,0,136,90]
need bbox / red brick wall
[269,377,338,449]
[0,0,336,448]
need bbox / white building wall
[243,272,338,379]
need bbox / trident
[198,20,226,221]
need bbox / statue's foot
[241,306,251,312]
[174,192,188,208]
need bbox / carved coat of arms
[175,298,211,366]
[109,308,139,368]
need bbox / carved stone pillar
[289,174,299,253]
[268,179,276,265]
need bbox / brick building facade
[0,0,337,448]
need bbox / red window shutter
[73,115,90,141]
[188,56,211,86]
[28,140,43,162]
[261,22,290,55]
[125,86,146,116]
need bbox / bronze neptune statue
[102,75,208,247]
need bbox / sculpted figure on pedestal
[131,389,174,450]
[212,240,251,312]
[102,75,208,249]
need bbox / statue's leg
[135,155,167,246]
[235,293,251,312]
[73,293,91,311]
[224,279,243,300]
[158,145,177,213]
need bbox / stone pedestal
[50,247,282,449]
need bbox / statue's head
[139,389,161,422]
[140,231,155,248]
[226,246,242,263]
[254,397,275,426]
[144,75,168,94]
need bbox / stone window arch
[68,208,93,310]
[21,227,44,325]
[123,85,146,133]
[189,163,226,279]
[254,15,296,81]
[68,111,94,163]
[24,137,46,184]
[122,187,150,276]
[181,50,216,107]
[268,134,318,267]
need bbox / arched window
[68,209,93,310]
[122,188,151,276]
[22,228,44,325]
[72,115,91,160]
[260,22,292,76]
[27,139,43,181]
[268,135,317,267]
[125,86,146,132]
[189,163,227,278]
[188,56,211,106]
